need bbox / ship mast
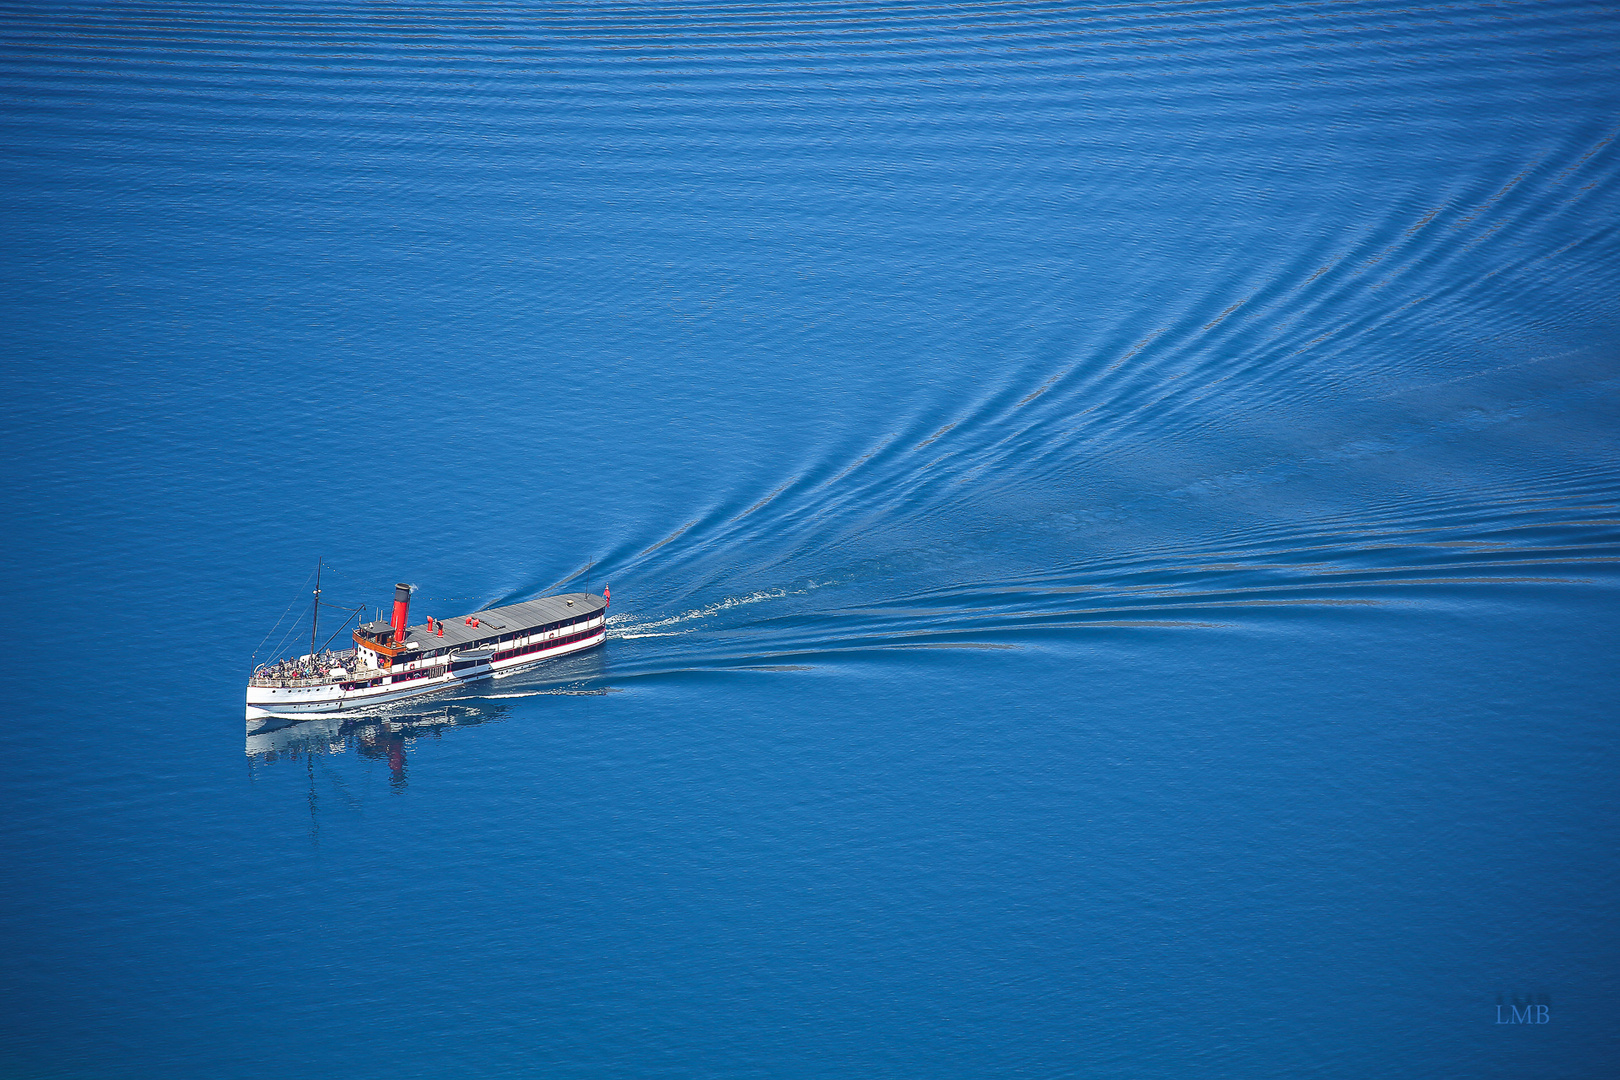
[309,558,322,660]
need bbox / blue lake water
[3,1,1618,1075]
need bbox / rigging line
[317,606,365,655]
[315,560,367,583]
[250,564,319,660]
[263,599,313,666]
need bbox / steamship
[246,579,609,726]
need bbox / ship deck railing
[251,649,363,688]
[249,671,368,689]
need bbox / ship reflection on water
[245,702,512,791]
[247,692,611,793]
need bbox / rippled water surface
[3,2,1618,1076]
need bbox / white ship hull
[247,611,606,725]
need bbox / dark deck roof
[376,592,607,652]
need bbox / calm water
[3,1,1618,1076]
